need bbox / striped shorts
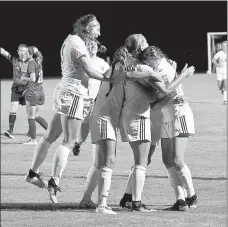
[52,84,85,120]
[161,105,195,138]
[119,115,151,142]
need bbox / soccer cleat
[186,194,198,209]
[223,101,227,105]
[72,142,81,156]
[47,177,61,203]
[95,205,117,214]
[79,199,96,209]
[23,139,37,145]
[25,170,48,189]
[171,199,189,211]
[132,201,156,212]
[4,130,15,139]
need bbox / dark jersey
[26,60,43,96]
[11,57,28,85]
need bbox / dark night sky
[0,1,227,78]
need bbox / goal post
[207,32,227,74]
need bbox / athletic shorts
[216,72,227,81]
[150,109,162,145]
[83,99,95,123]
[119,115,151,142]
[216,67,227,81]
[52,83,84,120]
[11,84,27,105]
[118,81,151,142]
[160,103,195,138]
[25,90,45,106]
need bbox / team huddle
[1,14,198,214]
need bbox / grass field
[1,74,227,227]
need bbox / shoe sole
[4,131,15,139]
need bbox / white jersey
[213,50,227,74]
[88,57,110,100]
[156,58,186,122]
[60,34,90,98]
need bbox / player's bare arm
[76,54,112,82]
[150,64,195,95]
[0,47,12,61]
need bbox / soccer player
[24,14,114,202]
[21,46,48,145]
[212,40,227,104]
[132,46,197,211]
[0,44,28,138]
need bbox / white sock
[31,137,51,173]
[167,166,185,201]
[132,165,146,202]
[98,166,112,207]
[51,144,71,185]
[83,165,99,202]
[177,165,195,198]
[223,90,227,102]
[125,166,134,194]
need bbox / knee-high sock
[98,166,112,207]
[51,144,71,185]
[28,119,36,139]
[30,137,51,173]
[35,116,48,130]
[132,165,146,202]
[167,166,185,200]
[9,112,16,132]
[177,164,195,198]
[125,166,134,194]
[83,165,100,202]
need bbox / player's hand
[180,64,195,78]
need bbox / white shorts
[92,83,124,143]
[119,115,151,142]
[118,81,151,142]
[161,103,195,138]
[216,72,227,81]
[52,83,84,120]
[150,109,162,145]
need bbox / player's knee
[173,157,185,169]
[162,156,173,169]
[106,155,116,169]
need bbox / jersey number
[38,70,43,83]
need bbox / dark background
[0,1,227,79]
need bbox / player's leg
[174,135,197,209]
[129,140,154,212]
[221,78,227,104]
[48,114,82,203]
[47,91,84,203]
[95,139,116,214]
[23,98,38,145]
[4,86,21,138]
[25,112,63,189]
[34,91,48,130]
[79,143,103,209]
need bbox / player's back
[27,59,43,96]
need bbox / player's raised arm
[151,64,195,95]
[0,47,12,62]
